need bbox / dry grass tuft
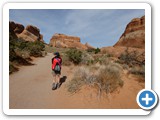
[67,62,124,95]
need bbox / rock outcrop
[9,21,44,42]
[26,25,40,37]
[114,16,145,48]
[9,21,24,34]
[49,33,94,50]
[85,42,95,50]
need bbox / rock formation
[9,21,24,34]
[26,25,40,37]
[49,33,94,50]
[9,21,44,42]
[85,42,95,50]
[114,16,145,48]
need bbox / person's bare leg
[57,74,60,88]
[52,74,57,90]
[52,75,56,84]
[57,74,60,83]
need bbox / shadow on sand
[59,76,67,88]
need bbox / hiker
[51,52,62,90]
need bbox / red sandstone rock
[114,16,145,48]
[49,33,93,50]
[9,21,16,32]
[9,21,44,42]
[9,21,24,34]
[18,29,39,42]
[14,23,25,34]
[26,25,40,37]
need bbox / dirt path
[9,53,144,109]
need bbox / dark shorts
[52,70,61,76]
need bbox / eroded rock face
[9,21,24,34]
[26,25,40,37]
[18,29,39,42]
[9,21,16,32]
[9,21,44,42]
[114,16,145,48]
[49,33,92,50]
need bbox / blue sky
[9,9,144,48]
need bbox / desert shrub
[66,49,82,64]
[25,41,45,57]
[86,59,94,65]
[87,48,101,54]
[10,33,45,57]
[67,62,124,95]
[9,31,45,74]
[14,40,45,57]
[95,47,101,54]
[92,54,111,65]
[129,65,145,77]
[81,52,94,65]
[97,62,123,93]
[14,49,30,59]
[119,48,145,67]
[67,67,89,93]
[119,48,135,66]
[61,53,72,66]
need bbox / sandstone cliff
[49,33,94,50]
[9,21,44,42]
[114,16,145,48]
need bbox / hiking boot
[52,83,57,90]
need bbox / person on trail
[51,52,62,90]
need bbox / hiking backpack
[54,58,61,72]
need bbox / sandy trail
[9,53,144,109]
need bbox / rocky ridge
[9,21,44,42]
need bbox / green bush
[95,47,101,54]
[9,31,46,74]
[9,32,45,58]
[87,48,101,54]
[66,49,82,64]
[26,41,45,55]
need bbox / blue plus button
[137,89,158,110]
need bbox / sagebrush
[67,62,124,95]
